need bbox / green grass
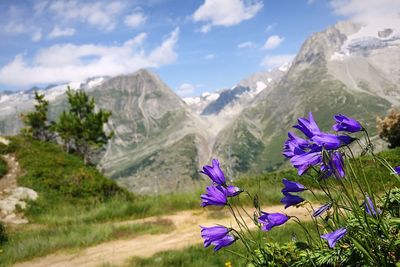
[0,156,7,178]
[127,222,316,267]
[0,219,174,266]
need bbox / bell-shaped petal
[281,178,307,193]
[321,228,347,248]
[200,225,230,248]
[394,166,400,175]
[201,185,227,207]
[200,159,226,185]
[329,152,345,178]
[332,114,363,133]
[280,192,305,209]
[226,185,242,197]
[211,234,236,251]
[293,112,321,138]
[290,151,322,175]
[258,212,289,231]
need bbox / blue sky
[0,0,382,96]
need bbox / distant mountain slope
[89,70,210,194]
[213,21,396,174]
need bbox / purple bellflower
[283,132,309,159]
[200,225,230,248]
[210,234,236,251]
[313,203,332,217]
[293,112,321,138]
[226,185,242,197]
[332,114,363,133]
[201,159,226,185]
[321,228,347,248]
[281,178,307,193]
[201,186,227,207]
[394,166,400,175]
[258,212,289,231]
[364,195,381,216]
[281,192,305,209]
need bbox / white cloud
[47,0,125,32]
[193,0,263,33]
[330,0,400,34]
[238,41,254,49]
[48,26,76,39]
[4,21,42,42]
[260,54,295,69]
[124,11,147,28]
[205,54,215,59]
[263,35,284,50]
[0,28,179,86]
[176,83,196,96]
[265,23,276,32]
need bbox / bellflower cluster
[200,112,398,265]
[283,112,360,178]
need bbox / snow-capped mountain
[183,64,288,116]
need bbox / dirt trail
[14,205,310,267]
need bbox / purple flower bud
[293,112,321,138]
[280,192,305,209]
[226,185,242,197]
[321,228,347,248]
[332,114,363,133]
[200,159,226,185]
[201,185,227,207]
[281,178,307,193]
[200,225,230,248]
[258,212,289,231]
[211,234,236,251]
[313,203,332,217]
[364,195,381,216]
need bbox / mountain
[212,21,398,174]
[90,69,210,194]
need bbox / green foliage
[378,108,400,148]
[54,87,112,164]
[9,136,130,209]
[0,157,7,178]
[383,187,400,217]
[21,92,53,141]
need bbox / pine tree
[55,87,112,164]
[21,91,53,141]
